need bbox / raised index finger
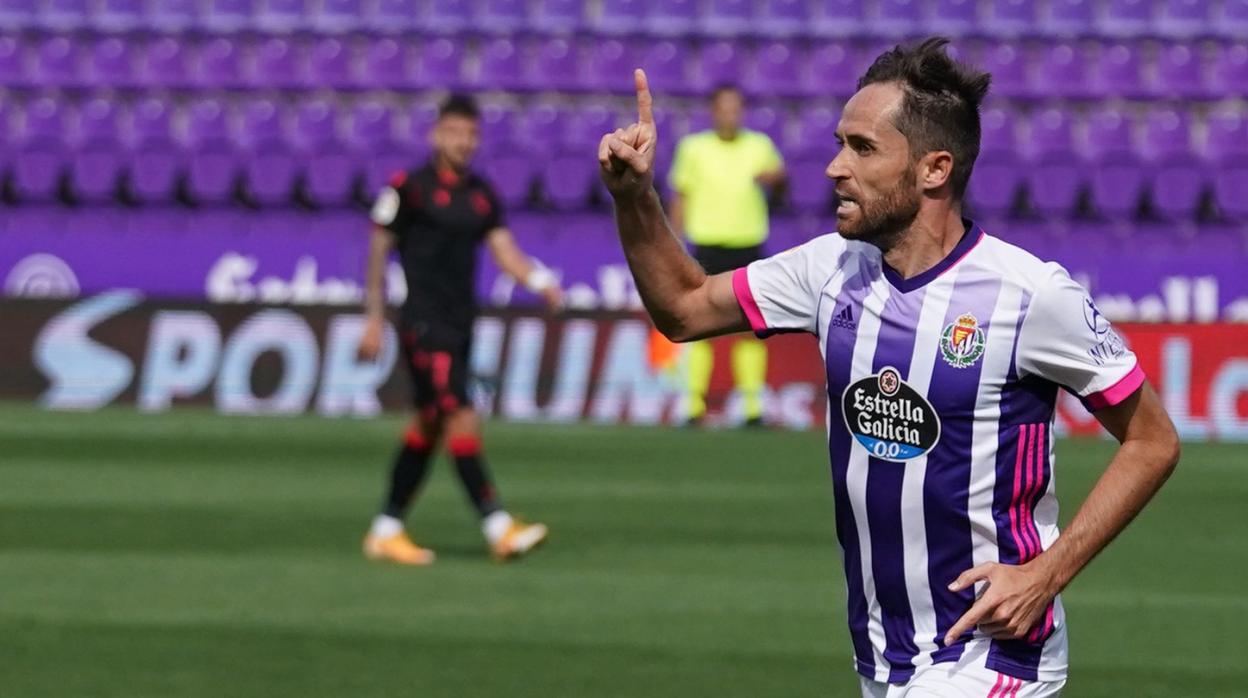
[634,68,654,125]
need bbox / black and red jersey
[370,162,504,332]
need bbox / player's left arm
[944,269,1181,646]
[485,227,564,310]
[754,136,786,189]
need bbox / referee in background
[668,84,786,426]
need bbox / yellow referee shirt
[668,129,784,248]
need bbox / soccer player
[598,39,1180,696]
[668,85,785,426]
[359,94,561,565]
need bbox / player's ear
[920,150,954,192]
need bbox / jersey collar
[881,218,984,294]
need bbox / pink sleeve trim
[731,266,768,334]
[1084,363,1146,411]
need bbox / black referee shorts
[398,321,473,418]
[693,244,765,276]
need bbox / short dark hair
[438,93,480,121]
[709,83,743,103]
[857,37,991,198]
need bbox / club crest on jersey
[940,313,986,369]
[841,367,941,462]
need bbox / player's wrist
[524,267,556,293]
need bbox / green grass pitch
[1,403,1245,697]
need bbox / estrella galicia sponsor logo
[842,367,941,462]
[939,313,986,369]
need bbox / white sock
[370,515,404,539]
[482,510,514,545]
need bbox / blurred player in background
[668,85,785,426]
[599,39,1180,696]
[359,94,562,565]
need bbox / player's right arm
[599,69,749,342]
[359,178,406,361]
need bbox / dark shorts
[693,244,765,276]
[399,321,472,416]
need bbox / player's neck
[433,154,468,179]
[882,208,968,280]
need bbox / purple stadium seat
[1219,0,1248,38]
[478,151,533,208]
[812,0,866,37]
[314,0,363,32]
[87,36,136,89]
[425,0,474,32]
[595,0,647,35]
[256,0,309,33]
[871,0,922,36]
[803,43,860,98]
[195,37,245,90]
[638,41,690,95]
[788,155,832,212]
[694,41,745,93]
[240,99,298,207]
[409,101,440,144]
[565,105,619,149]
[42,0,91,31]
[758,0,811,37]
[1043,0,1094,37]
[790,105,840,153]
[34,36,80,89]
[1024,108,1083,218]
[351,101,414,195]
[1087,108,1144,220]
[149,0,199,31]
[746,106,785,146]
[928,0,980,35]
[203,0,255,33]
[72,99,124,203]
[0,0,38,30]
[1152,43,1206,99]
[533,0,585,32]
[14,98,69,202]
[96,0,145,32]
[985,0,1038,36]
[360,38,411,90]
[415,37,465,90]
[1209,43,1248,95]
[702,0,755,36]
[981,43,1030,99]
[296,100,355,206]
[475,37,527,92]
[308,37,355,90]
[1156,0,1212,37]
[542,149,596,210]
[1099,0,1154,37]
[1090,42,1145,98]
[480,0,530,33]
[584,39,636,93]
[1033,42,1090,99]
[748,41,804,98]
[186,99,238,205]
[129,98,183,203]
[517,104,572,147]
[367,0,418,32]
[531,37,579,92]
[969,108,1022,219]
[478,104,519,148]
[1142,108,1203,220]
[1207,112,1248,219]
[0,36,27,89]
[251,37,304,90]
[140,36,191,89]
[647,0,697,36]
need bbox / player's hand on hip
[357,317,384,361]
[599,68,658,200]
[541,285,565,311]
[943,561,1059,646]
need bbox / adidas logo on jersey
[832,305,857,331]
